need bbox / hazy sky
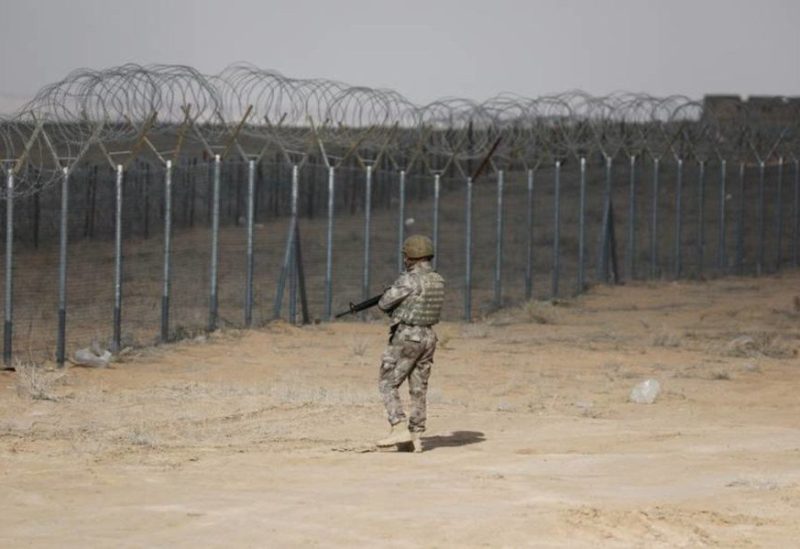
[0,0,798,108]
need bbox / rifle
[335,293,383,318]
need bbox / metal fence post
[397,170,405,273]
[325,166,335,320]
[757,160,765,276]
[578,158,587,293]
[245,159,255,327]
[3,170,14,365]
[433,173,440,271]
[160,161,173,342]
[736,162,745,274]
[494,170,504,307]
[552,160,561,298]
[273,164,299,320]
[363,165,372,300]
[776,156,784,270]
[525,169,534,299]
[288,165,299,323]
[650,157,660,279]
[56,167,69,366]
[288,226,297,324]
[673,158,683,278]
[696,160,705,276]
[598,156,613,281]
[113,164,123,352]
[626,155,636,280]
[718,159,727,271]
[208,155,221,331]
[793,158,799,268]
[464,176,473,321]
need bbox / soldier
[375,235,445,452]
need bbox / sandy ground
[1,272,799,547]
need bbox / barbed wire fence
[0,63,798,367]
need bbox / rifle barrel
[334,293,383,318]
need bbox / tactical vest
[393,270,445,326]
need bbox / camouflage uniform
[377,260,445,433]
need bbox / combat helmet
[402,235,434,259]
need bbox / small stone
[630,379,661,404]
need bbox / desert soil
[1,272,799,547]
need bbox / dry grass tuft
[724,333,795,359]
[171,324,207,343]
[710,370,732,381]
[125,425,159,448]
[14,360,64,401]
[521,301,561,325]
[461,323,490,339]
[651,331,682,348]
[351,339,369,357]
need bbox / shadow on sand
[396,430,486,452]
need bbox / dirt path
[2,273,799,547]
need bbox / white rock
[73,347,112,368]
[630,379,661,404]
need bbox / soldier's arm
[378,273,417,312]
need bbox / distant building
[703,94,799,126]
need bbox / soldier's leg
[378,339,423,425]
[407,337,436,433]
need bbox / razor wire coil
[0,63,796,197]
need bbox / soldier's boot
[410,432,423,453]
[376,423,412,447]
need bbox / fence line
[1,63,799,367]
[0,154,795,367]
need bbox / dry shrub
[461,323,490,339]
[171,324,206,343]
[14,360,64,401]
[725,332,795,359]
[125,425,159,448]
[351,339,368,357]
[521,301,560,325]
[710,370,732,381]
[651,331,681,348]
